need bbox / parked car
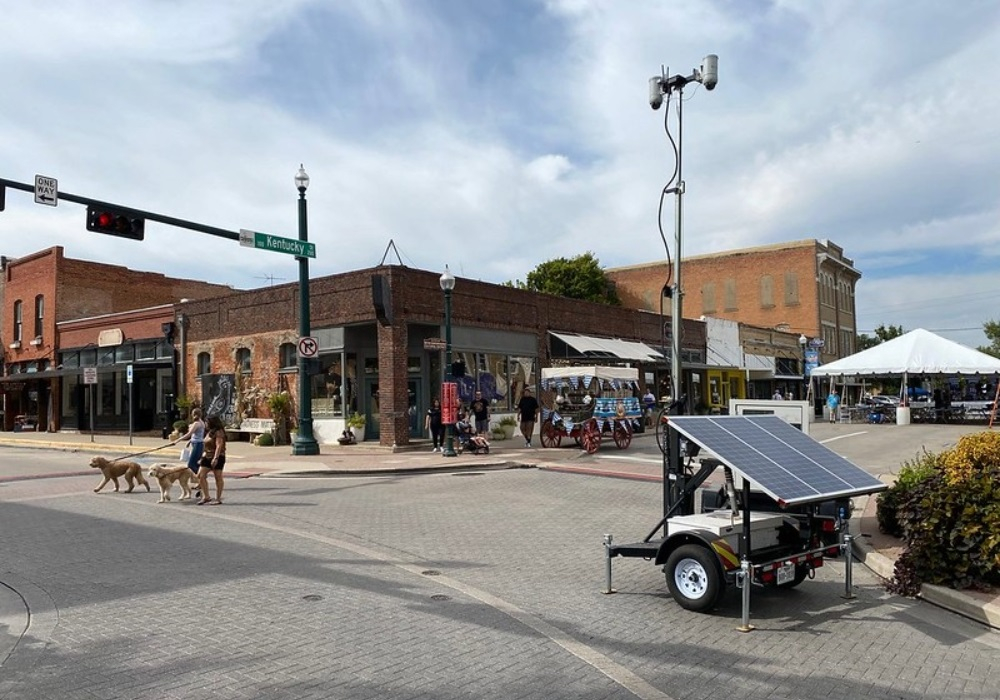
[863,395,899,406]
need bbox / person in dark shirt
[516,388,540,448]
[470,391,490,435]
[424,398,444,452]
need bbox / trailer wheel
[664,545,723,612]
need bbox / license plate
[776,562,795,585]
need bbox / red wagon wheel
[540,420,562,448]
[581,418,601,454]
[613,419,632,449]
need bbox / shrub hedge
[881,431,1000,596]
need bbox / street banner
[441,382,458,424]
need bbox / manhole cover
[302,594,323,602]
[421,570,442,576]
[430,594,451,601]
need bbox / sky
[2,0,999,349]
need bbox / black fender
[654,529,723,567]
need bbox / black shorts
[199,454,226,470]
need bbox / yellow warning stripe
[711,539,740,570]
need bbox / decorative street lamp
[292,164,319,456]
[799,333,809,401]
[440,266,457,458]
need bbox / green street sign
[239,229,316,259]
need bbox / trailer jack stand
[602,533,616,594]
[841,530,857,600]
[736,559,754,633]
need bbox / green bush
[888,467,1000,596]
[255,432,275,447]
[876,449,941,537]
[172,420,188,434]
[885,431,1000,596]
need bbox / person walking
[175,408,206,476]
[425,398,444,452]
[470,391,490,436]
[642,388,657,427]
[772,388,784,400]
[196,415,227,505]
[516,387,540,447]
[826,389,841,423]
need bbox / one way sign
[34,175,58,207]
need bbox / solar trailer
[604,415,887,624]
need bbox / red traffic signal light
[86,205,145,240]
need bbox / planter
[350,425,365,442]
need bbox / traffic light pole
[0,177,240,241]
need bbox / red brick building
[1,247,231,432]
[176,265,707,447]
[606,239,862,365]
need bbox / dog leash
[111,442,179,462]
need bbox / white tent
[810,328,1000,378]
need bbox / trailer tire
[664,544,723,612]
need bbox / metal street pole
[292,165,319,456]
[441,266,457,457]
[800,334,808,402]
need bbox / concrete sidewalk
[1,428,997,630]
[0,429,529,476]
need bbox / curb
[853,536,1000,631]
[255,461,534,478]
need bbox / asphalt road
[2,435,999,700]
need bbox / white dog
[148,464,195,503]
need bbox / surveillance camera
[700,54,718,90]
[649,76,664,109]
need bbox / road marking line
[153,505,675,700]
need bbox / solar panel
[668,415,886,506]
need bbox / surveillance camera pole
[650,56,717,408]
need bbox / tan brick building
[606,239,862,366]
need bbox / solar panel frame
[669,415,887,506]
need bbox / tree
[857,323,905,350]
[515,252,620,305]
[977,320,1000,358]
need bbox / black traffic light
[86,205,145,240]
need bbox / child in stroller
[455,412,490,454]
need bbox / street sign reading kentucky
[239,229,316,259]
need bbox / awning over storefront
[0,369,68,383]
[549,332,663,362]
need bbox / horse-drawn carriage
[539,366,643,454]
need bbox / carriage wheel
[540,421,562,448]
[613,420,632,449]
[581,419,601,454]
[654,409,670,455]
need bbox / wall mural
[202,373,236,426]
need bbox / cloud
[2,0,999,347]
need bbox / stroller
[455,417,490,455]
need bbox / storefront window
[156,340,173,360]
[279,343,296,369]
[311,354,345,417]
[115,345,135,363]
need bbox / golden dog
[90,456,151,493]
[148,463,194,503]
